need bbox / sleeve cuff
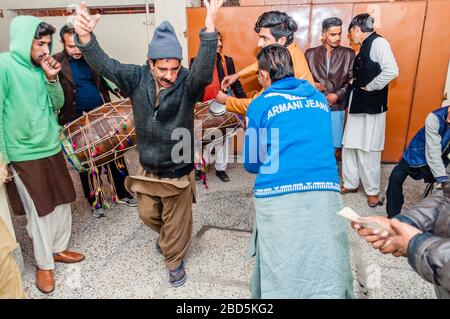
[199,29,218,41]
[407,232,434,271]
[75,33,97,50]
[365,83,375,92]
[225,97,237,111]
[393,214,419,228]
[435,176,449,183]
[45,77,59,84]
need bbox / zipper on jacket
[150,108,158,170]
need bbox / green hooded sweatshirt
[0,16,64,164]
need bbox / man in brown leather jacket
[305,17,355,160]
[352,166,450,299]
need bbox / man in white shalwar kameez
[341,13,398,207]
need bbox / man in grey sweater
[73,0,223,287]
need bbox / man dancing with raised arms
[73,0,223,287]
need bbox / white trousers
[205,139,229,172]
[12,167,72,270]
[342,148,382,195]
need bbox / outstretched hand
[221,73,239,91]
[352,216,422,258]
[351,215,393,250]
[73,1,101,43]
[204,0,224,32]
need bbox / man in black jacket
[190,31,247,182]
[54,24,135,218]
[341,14,399,207]
[73,0,223,287]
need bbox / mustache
[162,79,174,85]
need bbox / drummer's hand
[215,90,229,104]
[73,1,101,44]
[204,0,224,32]
[221,74,239,91]
[41,56,62,81]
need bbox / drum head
[209,100,227,116]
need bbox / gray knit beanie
[147,21,183,60]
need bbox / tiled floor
[13,150,436,298]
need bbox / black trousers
[386,159,435,218]
[79,157,132,206]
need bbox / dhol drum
[60,99,136,173]
[193,100,245,188]
[194,100,244,148]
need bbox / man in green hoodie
[0,16,85,294]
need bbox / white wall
[0,13,153,65]
[154,0,188,66]
[0,0,189,65]
[0,0,156,64]
[0,0,153,9]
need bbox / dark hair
[59,24,75,42]
[254,11,298,46]
[349,13,374,33]
[34,22,55,40]
[322,17,342,33]
[257,44,294,83]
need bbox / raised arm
[73,2,141,96]
[187,0,223,101]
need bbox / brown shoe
[54,250,85,264]
[341,185,358,194]
[36,268,55,294]
[367,195,380,207]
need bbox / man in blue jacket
[386,105,449,218]
[244,44,353,298]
